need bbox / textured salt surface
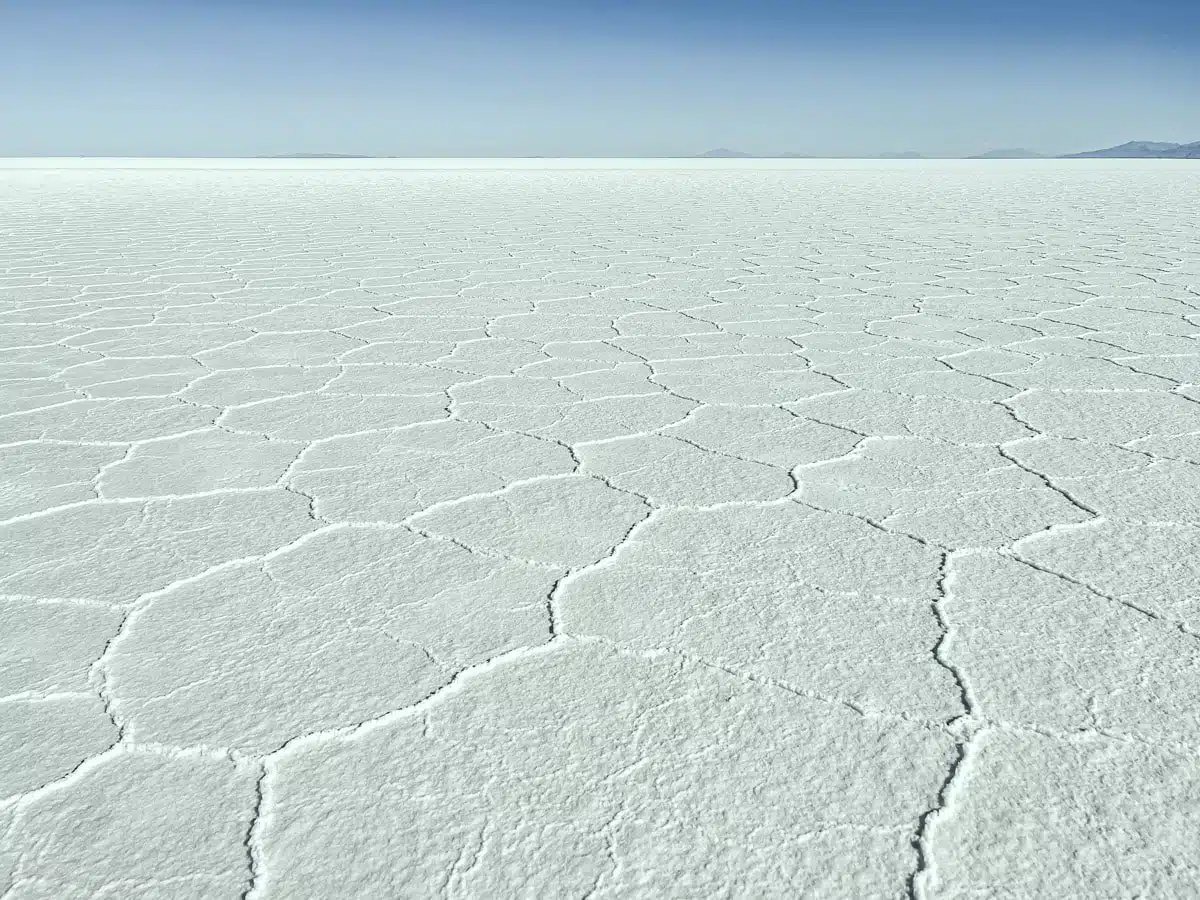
[1,159,1198,898]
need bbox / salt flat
[1,159,1198,898]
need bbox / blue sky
[2,0,1197,156]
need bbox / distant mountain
[695,148,756,158]
[1060,141,1194,159]
[968,148,1047,159]
[875,151,923,159]
[259,153,373,159]
[1159,141,1200,158]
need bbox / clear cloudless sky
[2,0,1198,157]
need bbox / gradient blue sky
[3,0,1198,156]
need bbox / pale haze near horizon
[3,1,1198,159]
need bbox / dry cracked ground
[1,159,1199,898]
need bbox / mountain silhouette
[968,148,1047,159]
[1060,141,1195,158]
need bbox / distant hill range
[1060,140,1200,158]
[694,148,757,158]
[695,142,1199,159]
[255,144,1199,161]
[967,148,1048,159]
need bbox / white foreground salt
[1,159,1198,898]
